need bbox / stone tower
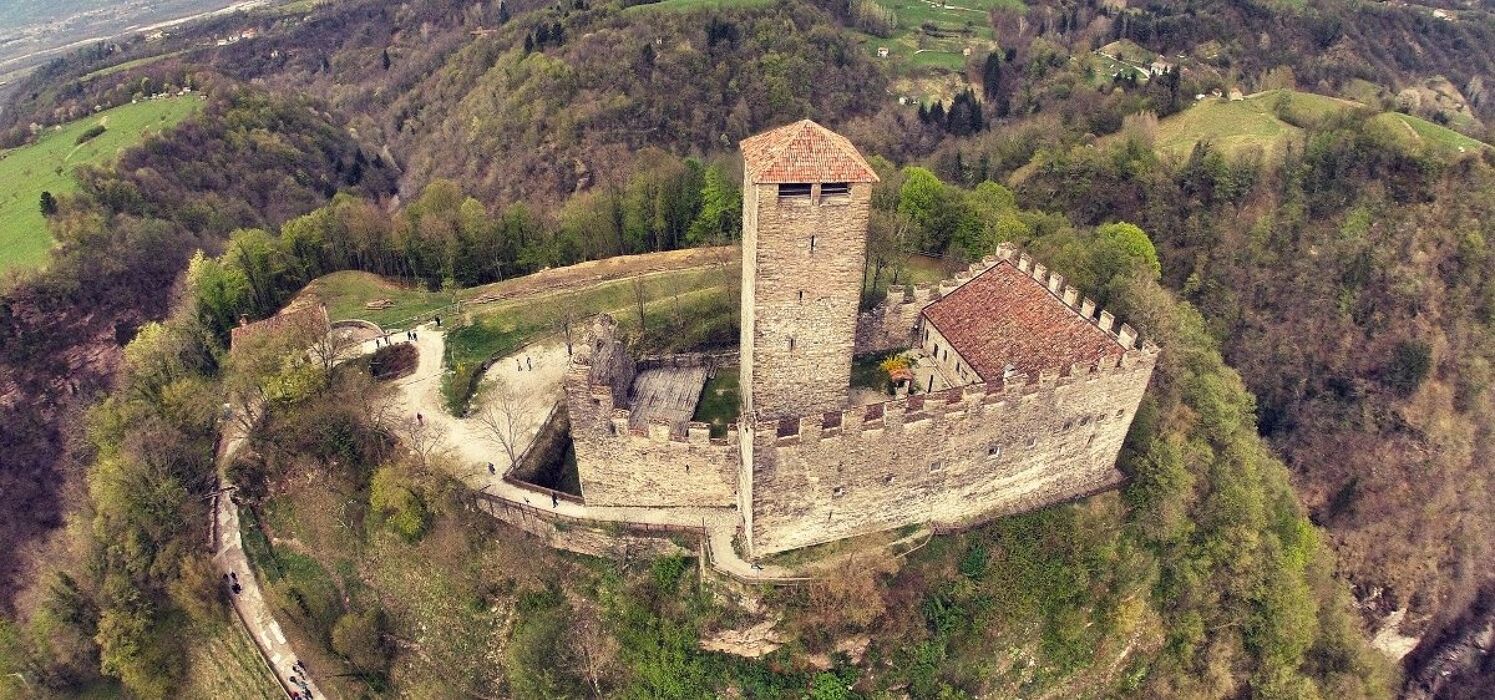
[738,120,879,420]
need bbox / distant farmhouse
[562,120,1157,557]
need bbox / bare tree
[474,376,529,471]
[548,304,581,356]
[568,593,619,696]
[631,275,648,334]
[399,415,447,468]
[308,326,363,375]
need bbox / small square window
[987,444,1002,459]
[929,461,943,473]
[832,486,846,498]
[821,182,850,197]
[1115,408,1125,419]
[1027,437,1038,448]
[884,474,896,484]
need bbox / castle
[561,120,1158,559]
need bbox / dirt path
[384,324,796,581]
[214,416,322,700]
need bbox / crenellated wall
[564,317,739,508]
[560,241,1158,559]
[748,343,1157,555]
[855,243,1143,358]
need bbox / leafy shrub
[1384,339,1432,395]
[75,123,106,144]
[331,608,390,672]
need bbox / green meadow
[0,96,203,274]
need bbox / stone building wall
[919,318,977,388]
[741,182,870,419]
[748,348,1156,555]
[564,317,738,508]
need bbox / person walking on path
[488,462,496,475]
[416,413,424,426]
[526,355,532,370]
[551,493,558,508]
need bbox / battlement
[760,343,1156,449]
[601,406,741,447]
[859,243,1152,363]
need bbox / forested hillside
[0,89,395,609]
[0,0,1492,695]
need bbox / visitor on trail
[434,315,442,327]
[516,359,522,371]
[416,413,424,426]
[526,355,532,370]
[488,462,496,475]
[552,493,558,508]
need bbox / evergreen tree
[39,191,58,216]
[381,48,391,70]
[982,53,1002,103]
[687,165,741,244]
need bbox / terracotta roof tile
[921,262,1123,381]
[229,303,329,353]
[740,119,879,184]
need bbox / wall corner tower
[738,120,879,422]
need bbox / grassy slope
[1373,111,1491,157]
[0,96,203,273]
[182,621,283,699]
[1149,89,1487,161]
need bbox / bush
[1384,339,1432,395]
[368,342,418,380]
[75,124,107,144]
[331,608,390,672]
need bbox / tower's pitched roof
[920,262,1124,381]
[740,119,879,184]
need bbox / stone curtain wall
[749,349,1157,555]
[742,183,870,419]
[564,318,738,507]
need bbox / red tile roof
[229,303,329,353]
[740,119,879,184]
[921,262,1123,381]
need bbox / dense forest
[0,0,1493,695]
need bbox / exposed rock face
[700,618,787,658]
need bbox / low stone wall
[471,492,692,561]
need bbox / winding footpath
[208,322,797,699]
[213,409,323,699]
